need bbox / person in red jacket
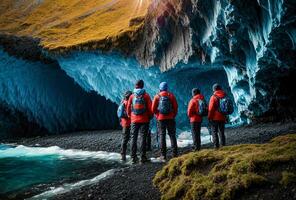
[127,80,152,164]
[208,83,226,148]
[119,91,132,161]
[152,82,178,161]
[187,88,205,151]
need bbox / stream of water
[0,144,126,199]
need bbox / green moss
[154,134,296,200]
[281,171,296,186]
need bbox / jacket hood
[214,90,226,98]
[193,94,204,100]
[133,88,146,96]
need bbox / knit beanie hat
[192,88,200,97]
[212,83,222,91]
[135,80,144,89]
[124,90,132,100]
[159,82,168,91]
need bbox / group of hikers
[117,80,233,164]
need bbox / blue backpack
[157,94,173,115]
[215,96,234,115]
[197,99,208,116]
[132,94,146,115]
[117,101,127,118]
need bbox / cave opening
[0,49,119,139]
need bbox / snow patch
[168,127,211,148]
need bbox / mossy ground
[0,0,151,52]
[153,134,296,200]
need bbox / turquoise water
[0,144,125,199]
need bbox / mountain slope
[0,0,151,52]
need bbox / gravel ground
[3,122,296,200]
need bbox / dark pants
[146,129,152,151]
[210,121,226,148]
[191,122,201,151]
[121,126,130,156]
[130,123,149,160]
[158,119,178,159]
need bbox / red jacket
[120,100,131,127]
[208,90,226,122]
[127,89,152,123]
[152,91,178,120]
[187,94,205,123]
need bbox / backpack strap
[213,95,220,100]
[194,96,202,104]
[194,98,199,114]
[213,95,220,109]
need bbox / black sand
[3,122,296,200]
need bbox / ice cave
[0,0,295,137]
[0,0,295,199]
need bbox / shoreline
[2,122,296,200]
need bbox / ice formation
[137,0,294,119]
[0,49,118,137]
[58,51,235,130]
[0,0,295,136]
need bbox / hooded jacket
[120,99,131,127]
[152,91,178,120]
[127,88,152,123]
[208,90,227,121]
[187,94,205,123]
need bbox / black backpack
[157,94,173,115]
[117,101,127,118]
[197,99,208,116]
[215,95,234,115]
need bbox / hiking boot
[131,157,139,164]
[193,147,200,151]
[173,153,178,158]
[140,156,149,164]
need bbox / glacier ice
[0,49,118,137]
[58,51,237,129]
[1,0,294,136]
[135,0,294,120]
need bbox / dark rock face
[136,0,296,120]
[0,34,54,63]
[0,101,48,139]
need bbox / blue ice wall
[58,52,236,129]
[136,0,294,119]
[2,0,290,136]
[0,49,118,137]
